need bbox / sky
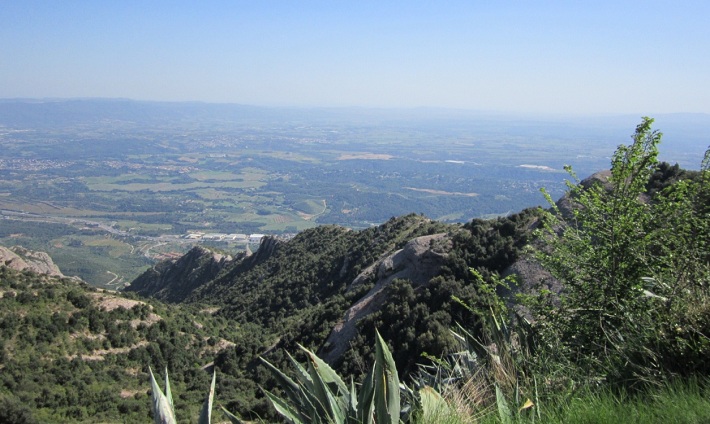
[1,1,709,115]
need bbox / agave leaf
[306,359,336,420]
[220,405,248,424]
[373,330,400,424]
[260,357,302,403]
[453,324,488,360]
[303,348,350,423]
[300,344,348,395]
[327,388,346,424]
[198,369,216,424]
[495,383,513,424]
[262,355,327,422]
[349,377,358,415]
[419,385,450,421]
[357,364,375,424]
[287,350,314,388]
[263,388,309,424]
[164,367,174,412]
[149,367,177,424]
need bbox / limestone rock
[321,233,451,364]
[0,245,64,277]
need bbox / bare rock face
[0,245,64,277]
[556,170,613,219]
[243,236,281,267]
[125,246,234,302]
[501,256,563,319]
[321,233,451,364]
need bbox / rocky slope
[123,211,539,388]
[124,246,235,302]
[321,233,451,363]
[0,245,65,277]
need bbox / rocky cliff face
[321,233,451,363]
[0,245,65,277]
[125,246,235,302]
[555,170,613,219]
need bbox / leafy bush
[533,117,710,386]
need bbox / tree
[534,117,710,384]
[0,394,38,424]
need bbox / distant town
[184,232,265,244]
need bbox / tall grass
[491,379,710,424]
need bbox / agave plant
[148,367,220,424]
[448,305,539,423]
[259,330,402,424]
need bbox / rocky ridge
[125,245,235,302]
[0,245,65,277]
[321,233,451,363]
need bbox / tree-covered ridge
[337,208,541,377]
[126,245,237,303]
[121,210,540,418]
[0,266,241,423]
[178,213,536,417]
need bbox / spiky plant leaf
[263,388,309,424]
[149,367,177,424]
[349,377,358,417]
[373,330,400,424]
[305,359,335,420]
[495,383,513,424]
[164,367,174,412]
[357,364,375,424]
[220,405,249,424]
[453,324,489,360]
[260,357,302,404]
[300,344,348,394]
[198,369,216,424]
[262,331,404,424]
[287,350,314,387]
[260,355,323,422]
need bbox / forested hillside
[0,266,242,423]
[123,209,541,417]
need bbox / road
[0,209,186,243]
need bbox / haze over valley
[1,99,706,286]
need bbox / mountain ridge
[0,245,67,278]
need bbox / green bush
[534,117,710,386]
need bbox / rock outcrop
[321,233,451,364]
[0,245,64,277]
[555,170,612,219]
[125,246,234,302]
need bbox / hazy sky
[2,1,709,114]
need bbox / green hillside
[0,267,241,423]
